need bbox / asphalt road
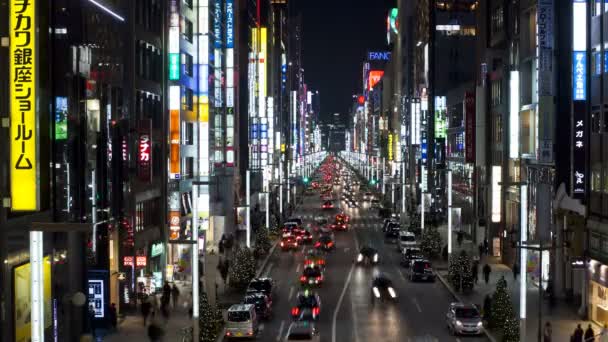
[254,175,490,342]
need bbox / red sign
[136,256,147,267]
[123,256,134,267]
[169,211,181,240]
[357,95,365,105]
[464,91,475,163]
[367,70,384,90]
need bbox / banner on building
[465,92,476,163]
[138,120,152,182]
[10,0,38,211]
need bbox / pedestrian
[543,322,552,342]
[483,263,492,284]
[141,297,151,326]
[478,243,484,259]
[585,324,595,341]
[171,283,180,309]
[162,282,171,307]
[513,262,519,280]
[573,324,584,342]
[599,323,608,342]
[483,294,492,323]
[147,317,164,342]
[109,302,118,331]
[472,261,479,284]
[160,299,170,322]
[457,231,464,246]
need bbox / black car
[243,292,272,319]
[384,224,401,239]
[314,235,335,251]
[291,291,322,320]
[371,274,398,304]
[382,219,399,233]
[401,247,424,267]
[246,278,274,302]
[356,246,379,265]
[299,266,324,287]
[409,259,436,282]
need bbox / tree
[419,225,442,259]
[490,276,514,329]
[254,227,272,258]
[199,291,217,342]
[502,315,520,342]
[448,250,473,291]
[229,247,256,290]
[269,214,280,236]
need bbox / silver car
[284,321,320,342]
[446,302,483,336]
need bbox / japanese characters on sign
[123,256,134,267]
[572,51,586,101]
[572,101,586,196]
[10,0,38,211]
[136,256,147,268]
[464,92,476,163]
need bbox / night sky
[296,0,395,122]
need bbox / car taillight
[226,332,232,336]
[315,242,321,248]
[291,307,299,316]
[281,242,284,247]
[316,276,323,281]
[313,307,320,316]
[327,242,334,247]
[300,276,307,282]
[319,259,325,265]
[305,260,311,265]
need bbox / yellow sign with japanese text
[388,133,393,161]
[10,0,38,211]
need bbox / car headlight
[373,287,381,298]
[357,254,363,262]
[456,321,463,326]
[477,322,483,327]
[388,287,397,298]
[373,254,378,263]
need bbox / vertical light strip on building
[169,86,181,179]
[199,0,210,177]
[291,91,297,174]
[10,0,37,211]
[213,0,223,164]
[491,165,502,222]
[226,0,235,166]
[259,28,268,167]
[168,0,180,80]
[509,71,520,159]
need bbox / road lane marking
[295,264,301,274]
[413,298,422,313]
[397,269,407,281]
[332,262,355,342]
[288,286,294,301]
[276,320,285,341]
[264,262,274,277]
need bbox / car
[242,292,272,320]
[291,290,322,320]
[371,199,381,209]
[314,235,335,251]
[321,200,334,210]
[225,304,259,339]
[400,247,424,267]
[285,218,304,227]
[318,225,333,235]
[382,218,399,233]
[284,322,321,342]
[304,249,326,268]
[356,246,379,265]
[299,266,324,287]
[330,221,348,231]
[446,303,484,336]
[282,222,301,235]
[397,231,418,253]
[409,259,436,282]
[246,278,274,302]
[384,224,401,240]
[281,234,299,251]
[363,192,373,201]
[335,213,350,223]
[295,228,313,244]
[371,274,398,304]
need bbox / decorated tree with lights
[502,315,520,342]
[229,247,256,289]
[448,250,473,291]
[199,291,217,342]
[269,214,280,237]
[254,227,272,258]
[420,225,442,259]
[490,276,514,329]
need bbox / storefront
[588,259,608,325]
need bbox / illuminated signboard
[464,92,475,163]
[136,256,147,267]
[226,0,234,48]
[509,71,520,159]
[214,0,222,48]
[169,86,180,179]
[368,51,391,61]
[573,101,586,195]
[55,97,68,140]
[150,243,164,257]
[411,99,421,145]
[367,70,384,90]
[389,8,399,34]
[87,279,105,318]
[169,211,180,240]
[388,133,394,160]
[169,53,180,80]
[434,96,446,139]
[491,166,502,222]
[573,0,587,100]
[123,256,134,267]
[138,132,152,182]
[10,0,38,211]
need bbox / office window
[183,53,193,77]
[491,80,502,106]
[184,88,193,111]
[592,111,601,133]
[592,164,602,192]
[183,0,193,9]
[491,6,504,35]
[593,50,602,76]
[183,19,193,42]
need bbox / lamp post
[246,170,251,248]
[447,169,453,256]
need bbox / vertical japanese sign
[572,0,587,197]
[10,0,38,211]
[169,86,181,179]
[138,120,152,182]
[465,91,476,163]
[226,0,235,166]
[538,0,554,97]
[573,102,586,195]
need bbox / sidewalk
[434,225,599,341]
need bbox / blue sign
[573,51,586,100]
[368,51,391,61]
[214,1,222,48]
[226,0,234,48]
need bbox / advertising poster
[236,206,248,231]
[14,256,52,342]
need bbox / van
[225,304,258,339]
[397,231,417,253]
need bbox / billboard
[169,86,180,179]
[367,70,384,90]
[55,97,68,140]
[464,92,476,163]
[10,0,38,211]
[138,120,152,182]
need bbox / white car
[284,321,320,342]
[397,231,417,253]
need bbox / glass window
[603,166,608,193]
[183,53,193,77]
[592,164,602,192]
